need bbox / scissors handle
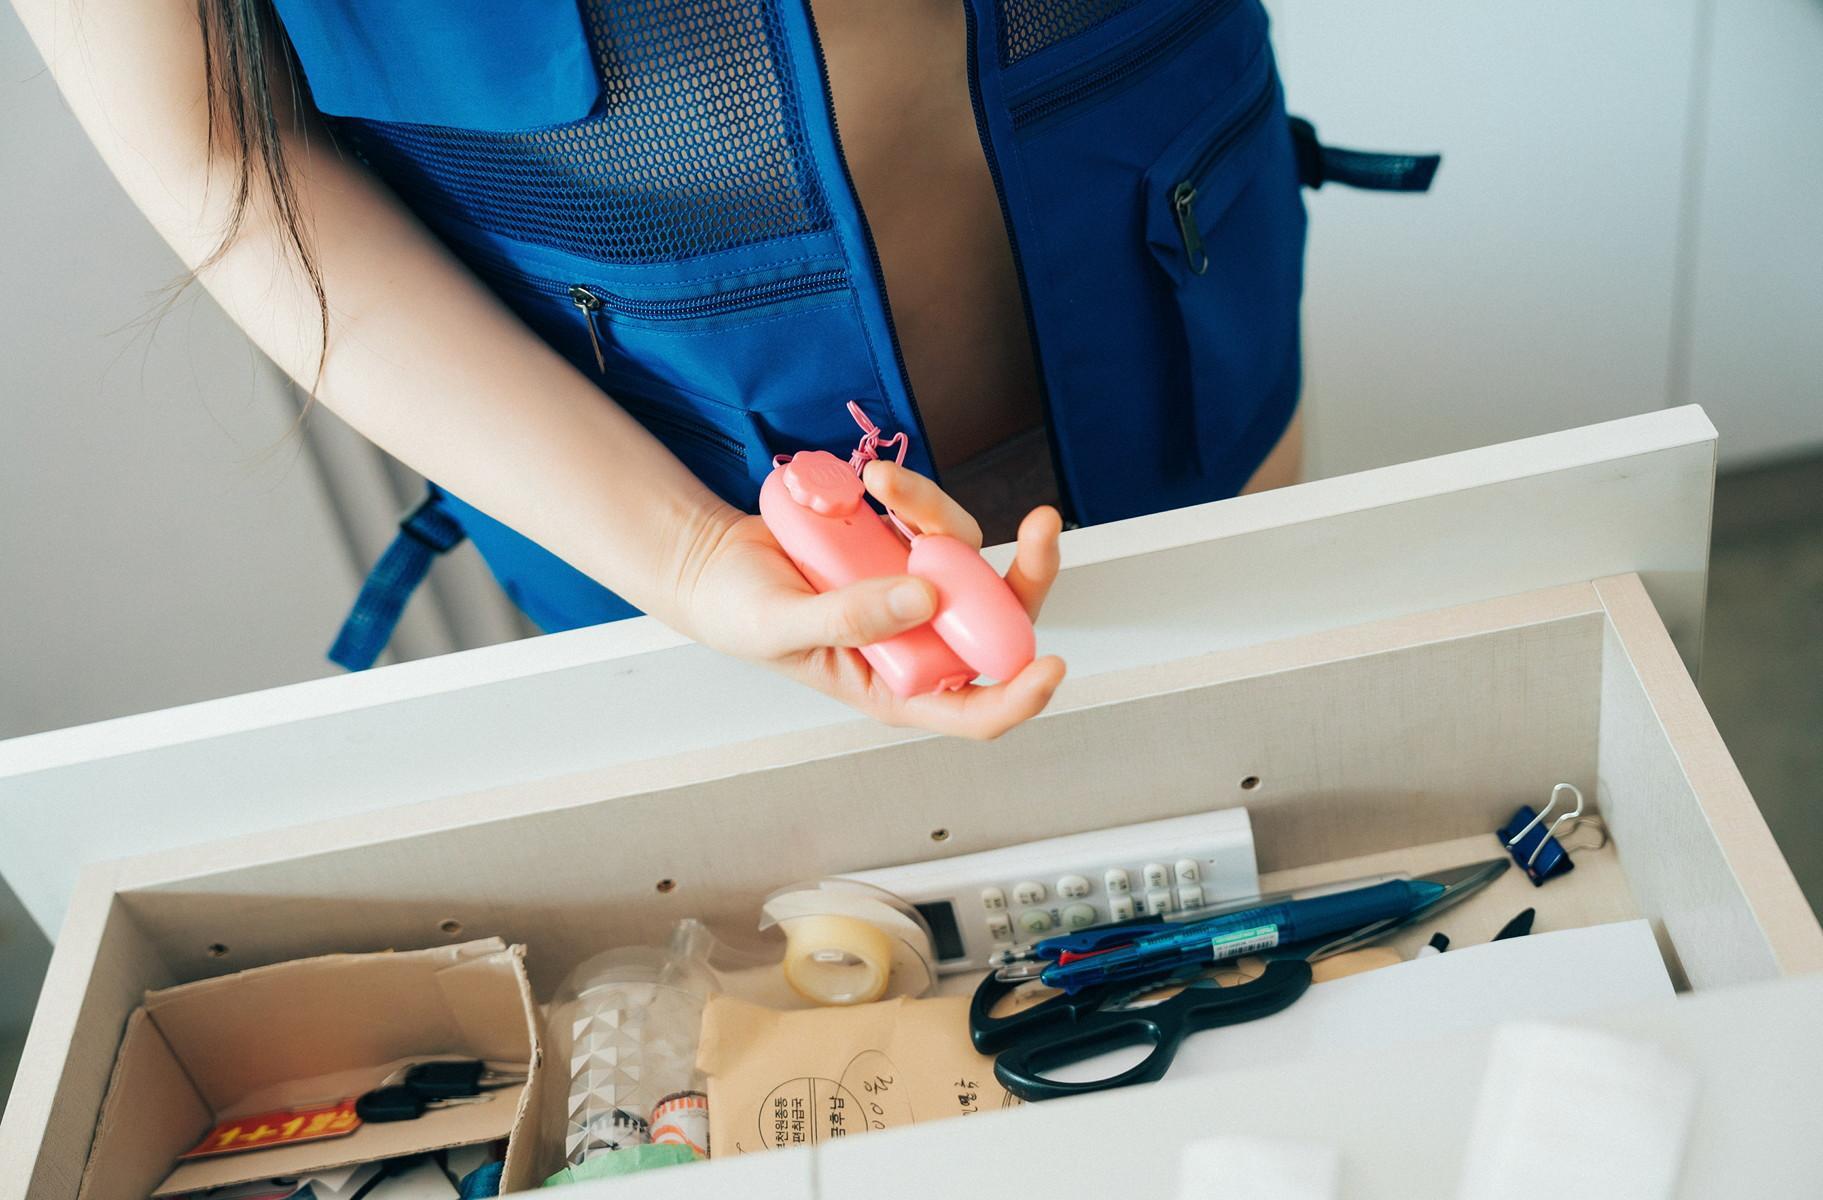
[969,969,1104,1055]
[992,958,1314,1102]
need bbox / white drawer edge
[98,582,1613,901]
[0,408,1718,938]
[0,406,1717,777]
[1594,573,1823,975]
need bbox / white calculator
[839,809,1257,973]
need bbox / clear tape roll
[780,913,894,1005]
[760,881,937,1006]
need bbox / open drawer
[4,565,1817,1197]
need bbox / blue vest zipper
[963,1,1070,517]
[483,261,850,379]
[562,269,851,322]
[1170,65,1278,274]
[799,2,938,477]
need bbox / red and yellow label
[181,1098,361,1159]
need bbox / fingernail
[889,581,931,620]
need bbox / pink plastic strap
[843,401,916,541]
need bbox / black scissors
[969,858,1506,1101]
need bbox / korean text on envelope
[696,994,1018,1156]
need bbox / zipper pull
[567,285,606,373]
[1170,182,1209,275]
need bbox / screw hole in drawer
[930,828,950,843]
[438,918,464,936]
[206,942,229,958]
[1240,776,1260,790]
[655,878,676,894]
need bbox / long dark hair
[194,0,328,389]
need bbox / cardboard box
[77,938,541,1200]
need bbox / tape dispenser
[758,880,938,1006]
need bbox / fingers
[764,574,938,655]
[884,655,1068,740]
[1004,505,1062,621]
[862,460,982,549]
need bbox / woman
[13,0,1318,738]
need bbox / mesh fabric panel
[1000,0,1145,65]
[337,0,829,264]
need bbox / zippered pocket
[1144,49,1280,283]
[1160,64,1277,276]
[533,268,852,374]
[1008,0,1243,132]
[469,254,791,470]
[468,246,850,370]
[1140,46,1304,470]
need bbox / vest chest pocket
[1141,47,1306,468]
[270,0,601,130]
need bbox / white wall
[1274,0,1823,477]
[0,0,514,1068]
[0,1,524,747]
[1277,1,1702,477]
[1677,0,1823,461]
[1,8,353,739]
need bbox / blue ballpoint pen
[1032,877,1446,993]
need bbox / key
[355,1085,495,1124]
[401,1059,527,1100]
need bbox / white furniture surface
[0,408,1718,937]
[793,974,1823,1200]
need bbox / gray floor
[1699,452,1823,921]
[2,456,1820,1117]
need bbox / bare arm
[12,0,738,624]
[13,0,1066,736]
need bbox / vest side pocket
[270,0,601,131]
[1141,50,1306,472]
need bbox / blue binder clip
[1499,783,1587,886]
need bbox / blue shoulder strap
[328,489,465,671]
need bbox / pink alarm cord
[775,402,919,541]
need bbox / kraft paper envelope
[697,994,1019,1156]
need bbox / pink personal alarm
[759,403,1037,697]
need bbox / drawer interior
[15,574,1819,1198]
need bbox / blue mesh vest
[278,0,1438,668]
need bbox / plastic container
[542,920,719,1167]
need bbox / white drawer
[0,406,1719,940]
[3,566,1817,1198]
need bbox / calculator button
[1103,869,1131,895]
[980,887,1007,912]
[1013,880,1047,906]
[1056,874,1091,900]
[985,913,1014,941]
[1144,888,1173,916]
[1061,903,1097,929]
[1018,908,1054,935]
[1175,859,1202,884]
[1109,894,1136,921]
[1177,884,1205,911]
[1142,863,1171,890]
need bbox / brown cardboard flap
[77,1011,214,1200]
[76,938,538,1200]
[143,938,523,1112]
